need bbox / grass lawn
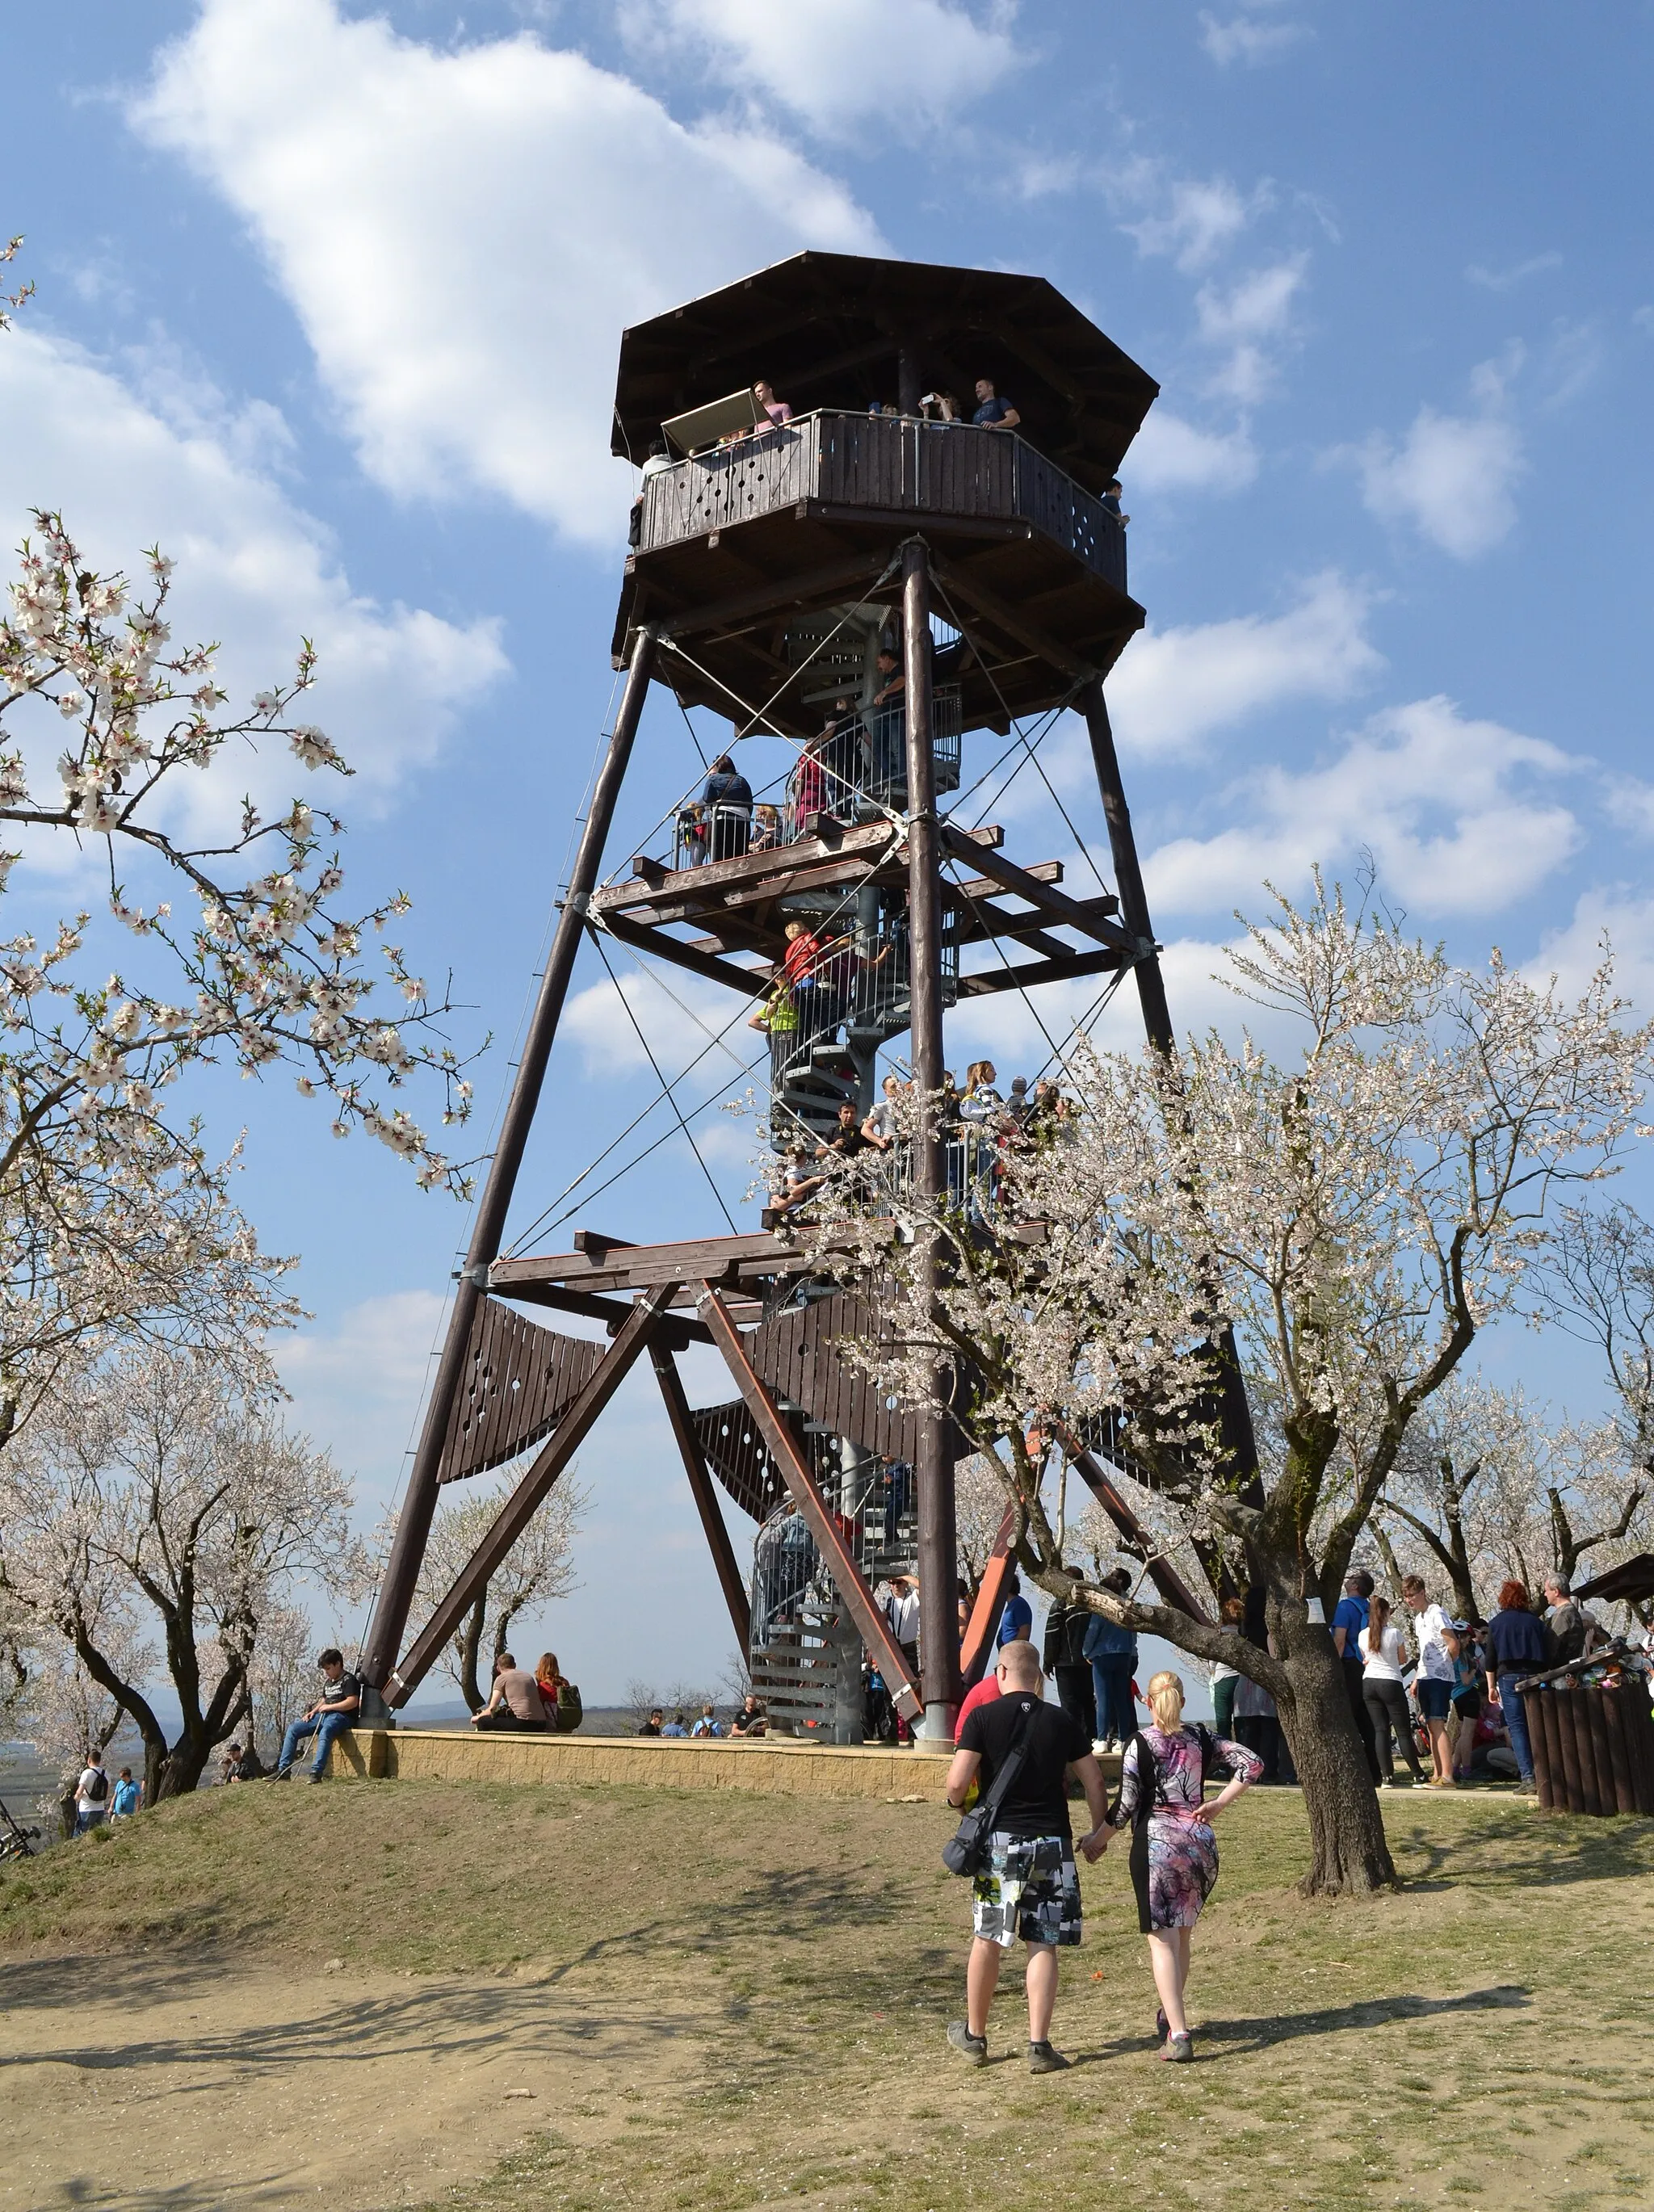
[3,1777,1652,2211]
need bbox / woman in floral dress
[1098,1668,1262,2062]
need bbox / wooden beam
[594,912,771,999]
[941,823,1133,946]
[491,1230,826,1298]
[959,1503,1018,1689]
[653,552,893,642]
[930,554,1098,685]
[698,1284,922,1723]
[944,898,1075,964]
[489,1277,711,1350]
[801,501,1035,547]
[957,944,1131,996]
[387,1287,678,1705]
[950,857,1068,901]
[1067,1448,1211,1622]
[650,1341,753,1652]
[595,818,901,919]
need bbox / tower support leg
[362,627,660,1692]
[902,540,962,1741]
[649,1340,752,1654]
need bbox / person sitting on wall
[753,379,793,428]
[471,1651,551,1732]
[535,1651,581,1732]
[728,1694,767,1738]
[638,1709,665,1736]
[660,1711,690,1738]
[972,379,1020,430]
[691,1703,723,1738]
[275,1648,362,1781]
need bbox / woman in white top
[1359,1595,1425,1786]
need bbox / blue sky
[5,2,1652,1700]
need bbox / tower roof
[612,252,1158,497]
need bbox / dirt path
[0,1955,708,2212]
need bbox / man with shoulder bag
[942,1640,1110,2075]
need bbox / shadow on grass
[1392,1810,1654,1892]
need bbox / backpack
[1109,1724,1220,1831]
[84,1767,109,1803]
[548,1681,582,1734]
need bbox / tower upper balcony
[611,253,1160,737]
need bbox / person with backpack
[1102,1669,1262,2063]
[73,1750,111,1835]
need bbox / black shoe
[947,2020,987,2067]
[1156,2006,1169,2039]
[1028,2041,1070,2074]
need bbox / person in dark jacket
[1042,1572,1097,1740]
[1082,1568,1139,1750]
[1484,1581,1548,1790]
[699,754,753,861]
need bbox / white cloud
[0,323,506,845]
[1349,356,1526,560]
[629,0,1022,135]
[1144,695,1581,921]
[1195,255,1308,404]
[133,0,883,550]
[1466,251,1562,292]
[1107,572,1382,758]
[1126,409,1258,495]
[565,967,757,1084]
[1528,891,1654,1014]
[280,1288,447,1503]
[1123,176,1266,273]
[1199,7,1312,66]
[1605,775,1654,841]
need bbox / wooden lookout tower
[361,252,1204,1742]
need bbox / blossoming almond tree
[0,514,480,1445]
[802,879,1651,1895]
[0,1344,361,1803]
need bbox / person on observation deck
[753,379,793,428]
[972,379,1020,430]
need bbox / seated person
[660,1710,691,1738]
[770,1144,826,1217]
[728,1694,767,1738]
[753,379,793,428]
[971,378,1020,430]
[700,753,753,861]
[862,1071,905,1149]
[638,1709,665,1736]
[750,803,781,852]
[535,1651,576,1730]
[276,1648,361,1780]
[471,1650,551,1732]
[219,1741,264,1785]
[690,1703,723,1738]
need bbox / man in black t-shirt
[275,1648,361,1781]
[944,1639,1110,2074]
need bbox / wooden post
[902,539,963,1740]
[698,1286,924,1723]
[649,1340,753,1654]
[362,627,659,1692]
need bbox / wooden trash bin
[1524,1682,1654,1815]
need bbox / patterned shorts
[972,1832,1083,1949]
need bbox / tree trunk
[1274,1616,1396,1895]
[458,1595,487,1714]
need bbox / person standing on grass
[1209,1595,1246,1737]
[1402,1576,1461,1787]
[111,1768,143,1819]
[1082,1568,1139,1752]
[1484,1580,1548,1791]
[945,1639,1110,2075]
[1360,1593,1425,1787]
[1332,1570,1382,1783]
[1102,1669,1262,2064]
[996,1571,1033,1648]
[73,1749,110,1835]
[1041,1569,1097,1742]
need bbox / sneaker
[1091,1739,1110,1757]
[1028,2041,1070,2074]
[1161,2032,1194,2064]
[947,2020,987,2067]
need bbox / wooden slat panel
[439,1298,605,1485]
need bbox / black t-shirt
[319,1670,361,1712]
[958,1692,1089,1839]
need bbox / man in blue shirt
[997,1572,1034,1648]
[1081,1568,1139,1750]
[972,379,1020,430]
[1332,1571,1381,1783]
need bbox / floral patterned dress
[1114,1723,1262,1933]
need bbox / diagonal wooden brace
[650,1340,753,1653]
[387,1285,679,1706]
[698,1284,924,1723]
[959,1502,1018,1688]
[1066,1444,1211,1623]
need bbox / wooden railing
[638,412,1127,592]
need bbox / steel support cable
[604,566,905,881]
[924,569,1108,896]
[590,928,739,1235]
[942,856,1068,1070]
[949,699,1064,817]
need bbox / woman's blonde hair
[1146,1669,1185,1731]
